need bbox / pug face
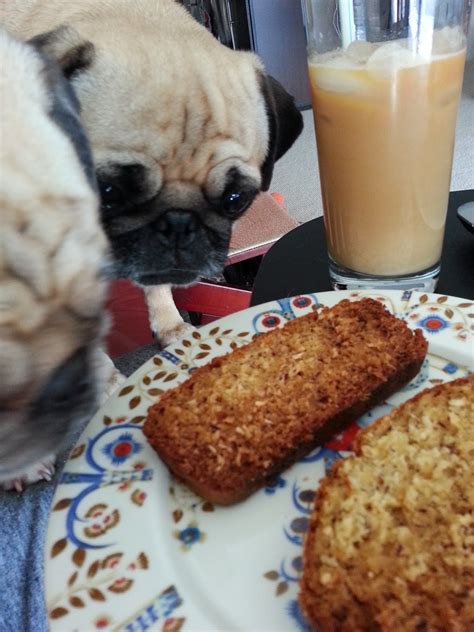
[24,0,303,287]
[0,31,108,482]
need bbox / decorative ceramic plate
[45,290,473,632]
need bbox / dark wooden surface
[251,190,474,304]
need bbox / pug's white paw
[1,453,56,492]
[157,321,196,347]
[101,366,127,403]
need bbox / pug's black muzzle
[107,208,233,287]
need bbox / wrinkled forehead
[76,42,269,193]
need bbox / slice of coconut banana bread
[299,374,474,632]
[143,298,427,505]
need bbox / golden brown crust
[143,298,428,505]
[299,374,474,632]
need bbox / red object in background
[105,193,298,358]
[172,282,252,322]
[104,278,252,358]
[105,279,155,358]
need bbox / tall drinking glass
[301,0,471,291]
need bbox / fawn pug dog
[0,30,109,490]
[1,0,303,345]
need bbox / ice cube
[346,40,376,65]
[308,48,343,67]
[367,41,419,75]
[432,26,465,55]
[309,64,368,94]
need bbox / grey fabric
[0,433,84,632]
[0,344,158,631]
[114,342,159,377]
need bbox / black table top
[251,189,474,305]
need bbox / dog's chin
[135,270,199,286]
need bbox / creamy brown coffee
[308,28,466,276]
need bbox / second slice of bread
[299,374,474,631]
[143,298,427,505]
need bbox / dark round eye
[226,192,242,206]
[98,181,124,210]
[222,190,252,216]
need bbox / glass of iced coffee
[301,0,470,291]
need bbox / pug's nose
[156,211,197,246]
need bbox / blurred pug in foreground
[0,30,110,490]
[1,0,303,345]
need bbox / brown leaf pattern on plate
[130,489,147,506]
[102,553,123,569]
[68,571,78,587]
[108,577,133,593]
[164,372,178,382]
[87,560,100,578]
[84,506,120,539]
[276,581,288,596]
[72,548,86,568]
[47,550,149,621]
[50,607,68,619]
[163,617,186,632]
[173,509,183,523]
[51,538,67,558]
[129,396,141,410]
[194,352,209,360]
[52,498,71,511]
[147,388,163,397]
[136,552,149,569]
[88,588,105,601]
[69,596,85,608]
[118,385,134,397]
[70,444,85,459]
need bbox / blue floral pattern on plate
[45,291,473,631]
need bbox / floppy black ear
[28,25,95,80]
[259,74,304,191]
